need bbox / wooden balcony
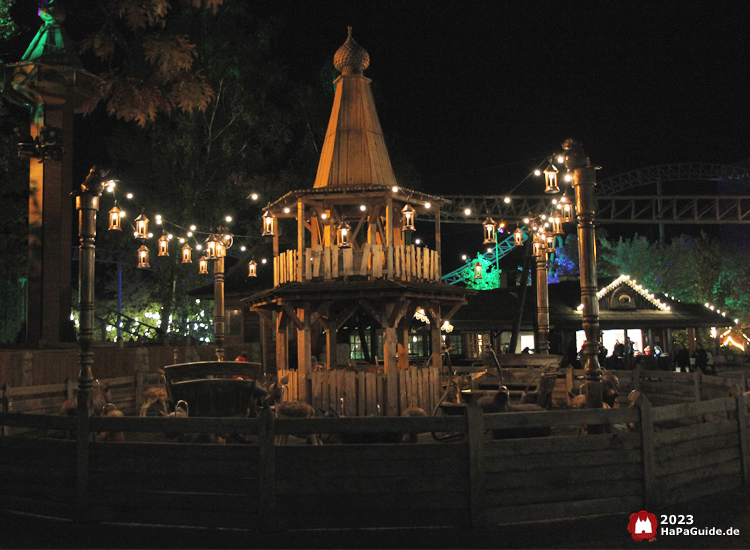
[274,244,440,286]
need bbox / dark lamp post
[75,166,108,454]
[561,138,603,411]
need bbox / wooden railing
[274,244,440,286]
[1,393,749,530]
[278,366,441,416]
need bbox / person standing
[692,343,709,374]
[674,343,690,372]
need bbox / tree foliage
[79,0,228,125]
[598,231,750,326]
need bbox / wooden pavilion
[448,275,734,368]
[242,29,470,411]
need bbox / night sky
[266,1,750,196]
[4,1,750,263]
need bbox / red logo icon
[627,510,658,541]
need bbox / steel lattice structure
[437,163,750,225]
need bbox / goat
[96,403,125,442]
[60,380,111,417]
[139,386,169,417]
[159,400,225,444]
[477,388,551,439]
[265,381,321,445]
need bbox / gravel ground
[1,486,749,549]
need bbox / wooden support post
[397,317,409,371]
[258,406,277,532]
[297,199,305,283]
[466,398,486,528]
[384,303,399,416]
[276,314,288,372]
[434,205,442,278]
[734,390,750,484]
[639,395,656,509]
[297,306,311,403]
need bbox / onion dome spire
[333,26,370,75]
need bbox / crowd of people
[573,337,717,375]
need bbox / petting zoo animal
[265,381,321,445]
[570,370,621,408]
[477,388,551,439]
[139,386,169,417]
[60,380,111,417]
[95,403,125,442]
[159,401,226,444]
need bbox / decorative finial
[334,27,370,75]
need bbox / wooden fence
[571,367,749,406]
[274,244,440,286]
[1,391,749,530]
[278,366,441,416]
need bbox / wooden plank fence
[275,244,440,285]
[0,392,749,530]
[279,366,441,416]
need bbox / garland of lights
[103,179,266,274]
[413,308,453,332]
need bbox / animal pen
[1,368,749,530]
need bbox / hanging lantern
[198,256,208,274]
[561,203,574,223]
[401,204,416,232]
[215,238,227,258]
[544,165,560,193]
[135,212,149,240]
[482,217,497,245]
[261,210,276,237]
[181,243,192,264]
[108,203,123,231]
[473,262,483,279]
[533,239,544,257]
[337,219,352,248]
[205,234,220,260]
[248,260,258,277]
[137,245,150,269]
[158,234,169,257]
[513,227,524,246]
[546,234,555,251]
[550,213,563,235]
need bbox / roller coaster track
[439,163,750,283]
[438,163,750,225]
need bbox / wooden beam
[297,199,305,283]
[279,303,303,331]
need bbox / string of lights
[102,179,267,276]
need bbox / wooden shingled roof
[450,276,734,332]
[313,27,396,190]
